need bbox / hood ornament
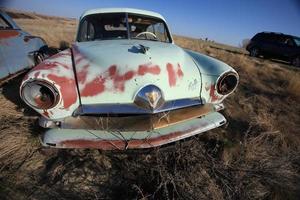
[134,85,164,111]
[139,44,150,54]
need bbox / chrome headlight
[21,80,59,109]
[217,72,239,95]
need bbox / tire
[249,47,260,57]
[291,56,300,68]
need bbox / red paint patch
[108,65,136,92]
[42,110,50,118]
[209,84,219,102]
[0,30,20,39]
[166,63,184,87]
[47,74,77,108]
[81,76,105,96]
[166,63,176,87]
[33,61,70,73]
[77,64,89,84]
[80,64,162,97]
[177,63,184,78]
[34,72,40,79]
[138,64,161,75]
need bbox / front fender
[185,50,239,104]
[21,49,80,119]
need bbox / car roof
[80,8,166,22]
[258,32,299,38]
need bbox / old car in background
[0,11,48,84]
[20,8,239,149]
[246,32,300,67]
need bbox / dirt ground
[0,8,300,200]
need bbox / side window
[78,19,95,42]
[153,22,169,42]
[285,38,295,47]
[0,16,12,29]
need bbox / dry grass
[0,8,299,200]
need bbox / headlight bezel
[20,80,60,110]
[216,71,239,96]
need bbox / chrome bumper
[42,111,226,149]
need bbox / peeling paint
[0,30,20,40]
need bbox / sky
[1,0,300,46]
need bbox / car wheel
[249,47,259,57]
[291,56,300,67]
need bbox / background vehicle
[246,32,300,67]
[0,11,48,83]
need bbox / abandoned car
[20,8,239,149]
[0,11,48,83]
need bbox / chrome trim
[134,84,164,111]
[73,98,202,115]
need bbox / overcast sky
[1,0,300,46]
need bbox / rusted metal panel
[42,112,226,149]
[0,11,47,80]
[41,104,217,131]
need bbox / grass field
[0,8,300,200]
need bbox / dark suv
[246,32,300,67]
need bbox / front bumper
[42,111,226,150]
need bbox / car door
[0,13,28,79]
[278,37,297,60]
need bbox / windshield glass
[293,37,300,47]
[128,14,171,42]
[77,13,171,43]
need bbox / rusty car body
[0,11,48,84]
[20,8,239,150]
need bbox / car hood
[72,40,201,105]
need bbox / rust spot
[47,74,77,109]
[0,30,20,39]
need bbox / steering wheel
[136,32,158,40]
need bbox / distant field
[0,8,300,200]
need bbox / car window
[77,13,171,43]
[0,16,12,29]
[293,37,300,47]
[128,14,170,42]
[78,13,127,42]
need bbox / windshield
[293,37,300,47]
[77,13,171,43]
